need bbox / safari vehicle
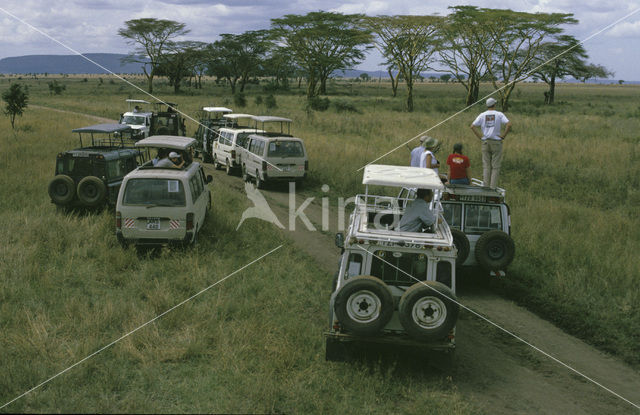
[239,116,308,188]
[326,165,459,362]
[399,178,514,274]
[48,123,143,209]
[150,102,186,137]
[115,135,212,248]
[119,99,153,139]
[193,106,232,162]
[212,113,263,175]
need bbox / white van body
[211,114,262,175]
[240,135,308,187]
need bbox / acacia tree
[367,15,442,112]
[439,6,491,106]
[207,30,271,94]
[156,41,203,93]
[262,46,300,90]
[530,35,612,104]
[271,12,372,98]
[479,9,577,111]
[2,83,29,129]
[118,18,189,93]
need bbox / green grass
[0,103,472,412]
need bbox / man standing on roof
[409,135,428,167]
[471,97,511,188]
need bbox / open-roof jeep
[150,102,186,137]
[326,165,459,362]
[193,106,232,163]
[401,179,515,275]
[48,124,143,209]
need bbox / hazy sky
[0,0,639,79]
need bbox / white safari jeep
[400,178,514,274]
[326,165,459,362]
[119,99,152,139]
[115,136,212,248]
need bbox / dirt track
[207,166,640,414]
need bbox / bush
[254,96,263,105]
[265,94,277,109]
[332,100,360,113]
[48,80,66,95]
[307,96,330,111]
[234,92,247,108]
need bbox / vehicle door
[188,168,207,230]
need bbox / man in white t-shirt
[471,97,511,188]
[409,135,428,167]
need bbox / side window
[258,141,265,156]
[443,203,462,230]
[436,261,452,288]
[190,175,203,204]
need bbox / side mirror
[206,175,213,184]
[335,232,345,249]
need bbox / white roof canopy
[362,165,444,189]
[126,99,150,104]
[251,115,292,124]
[202,107,233,113]
[135,135,197,150]
[223,113,254,120]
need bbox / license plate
[146,218,160,230]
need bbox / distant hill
[0,53,145,74]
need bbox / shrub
[332,100,360,113]
[265,94,277,109]
[48,80,66,95]
[234,92,247,108]
[255,96,263,105]
[307,96,330,111]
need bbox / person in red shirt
[446,143,470,185]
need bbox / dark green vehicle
[150,102,187,137]
[193,106,232,162]
[48,124,145,209]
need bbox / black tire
[474,230,515,271]
[225,159,233,176]
[77,176,107,207]
[450,229,470,266]
[398,281,459,342]
[48,175,75,205]
[255,170,264,189]
[334,276,394,336]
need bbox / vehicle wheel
[255,170,264,189]
[48,175,75,205]
[225,159,233,176]
[474,230,515,271]
[242,165,249,182]
[398,281,459,342]
[334,276,394,336]
[450,229,470,266]
[77,176,107,207]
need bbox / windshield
[123,178,185,207]
[267,141,304,158]
[121,115,146,125]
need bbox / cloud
[606,20,640,37]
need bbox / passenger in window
[152,148,168,166]
[398,188,437,232]
[446,143,471,185]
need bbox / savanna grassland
[0,73,639,412]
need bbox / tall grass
[0,105,472,412]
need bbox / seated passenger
[152,148,168,166]
[398,188,436,232]
[156,151,184,168]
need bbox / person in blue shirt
[398,188,436,232]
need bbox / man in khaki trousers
[470,97,512,188]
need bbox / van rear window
[268,141,304,157]
[123,178,185,206]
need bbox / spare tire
[399,281,459,342]
[450,229,470,266]
[474,230,515,271]
[334,276,394,336]
[48,175,76,205]
[77,176,107,207]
